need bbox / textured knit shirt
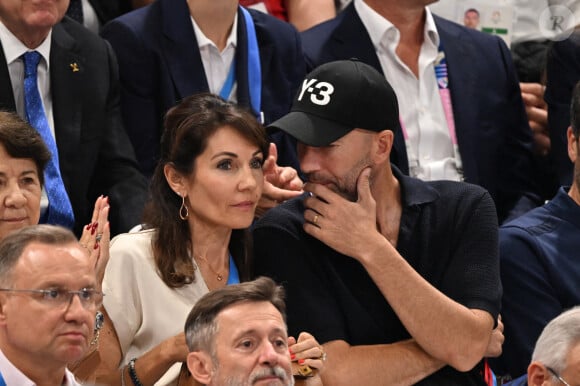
[493,187,580,378]
[253,167,501,385]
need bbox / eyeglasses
[547,366,572,386]
[0,288,103,310]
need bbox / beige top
[103,229,209,386]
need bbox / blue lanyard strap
[219,60,236,100]
[239,7,262,123]
[226,253,240,285]
[0,372,5,386]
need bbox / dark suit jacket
[88,0,132,27]
[0,17,148,236]
[301,4,541,223]
[101,0,305,177]
[545,32,580,187]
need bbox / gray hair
[0,225,78,286]
[532,306,580,376]
[184,277,286,354]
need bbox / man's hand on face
[302,167,385,260]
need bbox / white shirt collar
[0,21,52,68]
[191,12,238,53]
[0,348,82,386]
[355,0,440,50]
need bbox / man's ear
[164,163,186,197]
[187,351,214,385]
[0,291,11,326]
[527,361,549,386]
[567,126,579,163]
[372,130,394,164]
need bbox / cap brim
[267,111,353,147]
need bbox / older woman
[0,111,110,284]
[0,111,109,246]
[93,94,323,385]
[0,111,49,240]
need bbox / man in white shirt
[0,225,102,386]
[301,0,542,223]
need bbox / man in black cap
[252,59,502,385]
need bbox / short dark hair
[570,81,580,138]
[465,8,480,16]
[0,111,50,186]
[184,277,286,353]
[143,94,269,288]
[0,225,78,286]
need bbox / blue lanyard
[219,60,236,100]
[0,372,5,386]
[226,253,240,285]
[240,7,263,123]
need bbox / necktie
[66,0,84,24]
[22,51,75,229]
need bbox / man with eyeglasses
[505,306,580,386]
[0,224,103,386]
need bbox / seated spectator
[253,59,502,385]
[300,0,541,224]
[0,111,110,273]
[492,80,580,378]
[0,224,103,386]
[505,306,580,385]
[101,0,305,178]
[0,0,148,236]
[185,276,324,385]
[0,111,50,240]
[86,94,316,385]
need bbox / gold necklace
[195,255,226,281]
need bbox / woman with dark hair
[0,111,109,248]
[0,111,50,240]
[93,94,322,385]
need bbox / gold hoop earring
[179,194,189,220]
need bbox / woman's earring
[179,194,189,220]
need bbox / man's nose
[297,144,320,175]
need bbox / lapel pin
[70,62,80,72]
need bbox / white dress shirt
[355,0,463,181]
[80,0,100,34]
[191,14,238,102]
[0,348,82,386]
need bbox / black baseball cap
[268,59,401,146]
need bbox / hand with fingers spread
[288,332,326,371]
[78,195,110,286]
[257,143,304,217]
[303,168,386,261]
